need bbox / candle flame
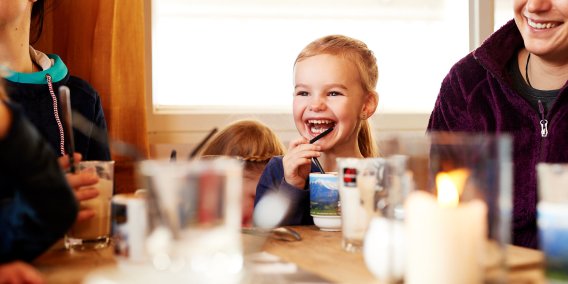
[435,169,470,208]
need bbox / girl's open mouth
[306,119,336,136]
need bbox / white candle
[405,172,487,284]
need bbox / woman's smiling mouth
[527,18,561,30]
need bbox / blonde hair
[294,35,379,157]
[199,119,286,171]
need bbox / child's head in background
[199,119,286,227]
[293,35,379,158]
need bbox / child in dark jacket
[254,35,379,226]
[0,79,98,283]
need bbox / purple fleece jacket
[428,20,568,249]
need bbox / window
[495,0,514,30]
[151,0,470,114]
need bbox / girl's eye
[296,91,309,96]
[328,91,343,96]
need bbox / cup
[337,158,386,252]
[65,160,115,250]
[139,158,243,280]
[309,172,341,231]
[112,192,148,263]
[536,163,568,281]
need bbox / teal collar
[4,54,68,84]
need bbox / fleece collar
[472,20,524,84]
[4,46,68,84]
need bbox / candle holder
[376,132,512,284]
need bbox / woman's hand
[0,261,45,284]
[282,137,320,189]
[58,153,100,222]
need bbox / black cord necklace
[525,52,533,88]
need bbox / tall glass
[363,155,409,283]
[337,158,385,252]
[139,158,243,282]
[536,163,568,281]
[66,160,115,250]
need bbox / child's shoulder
[266,155,284,168]
[259,155,285,177]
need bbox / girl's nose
[309,96,326,112]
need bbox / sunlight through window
[152,0,471,114]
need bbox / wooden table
[263,226,546,284]
[34,226,547,284]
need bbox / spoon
[242,227,302,242]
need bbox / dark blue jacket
[254,156,318,226]
[0,101,78,263]
[428,20,568,248]
[5,54,111,161]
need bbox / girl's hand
[58,153,100,222]
[282,137,321,189]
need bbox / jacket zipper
[46,74,66,156]
[538,100,548,138]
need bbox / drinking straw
[310,127,334,174]
[188,128,218,159]
[59,86,76,173]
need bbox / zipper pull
[538,100,548,138]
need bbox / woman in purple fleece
[428,0,568,249]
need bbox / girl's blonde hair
[199,119,286,171]
[294,35,379,157]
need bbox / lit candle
[405,169,487,284]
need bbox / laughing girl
[254,35,379,226]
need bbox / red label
[343,168,357,187]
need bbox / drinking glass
[139,158,243,282]
[337,158,385,252]
[536,163,568,281]
[65,160,115,250]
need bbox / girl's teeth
[309,119,333,124]
[311,127,325,134]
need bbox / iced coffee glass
[65,160,115,250]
